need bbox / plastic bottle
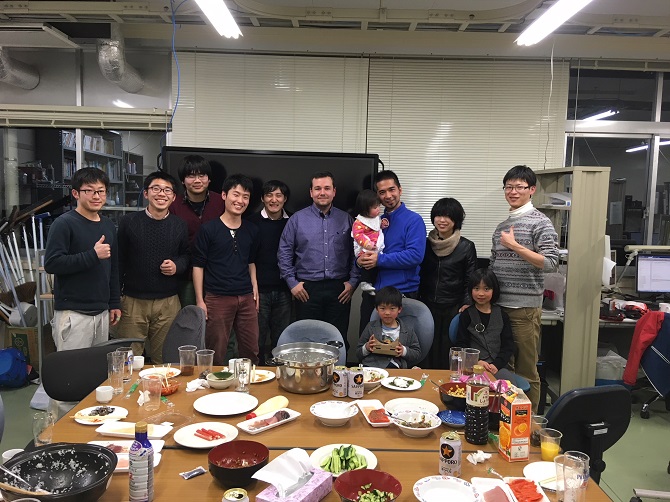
[129,421,154,502]
[465,364,489,445]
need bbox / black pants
[296,279,351,351]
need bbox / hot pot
[271,342,340,394]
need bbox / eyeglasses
[503,185,531,193]
[148,186,174,195]
[185,174,208,180]
[78,189,107,197]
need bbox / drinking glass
[530,415,549,447]
[449,347,463,382]
[235,358,252,393]
[33,411,55,447]
[178,345,197,377]
[555,452,590,502]
[107,351,124,395]
[540,428,563,461]
[115,346,134,383]
[462,348,480,376]
[140,376,162,412]
[196,349,215,378]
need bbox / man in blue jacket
[357,170,426,335]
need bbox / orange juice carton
[498,386,531,462]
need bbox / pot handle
[268,357,287,366]
[326,340,344,349]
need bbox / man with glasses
[490,165,559,412]
[116,171,189,363]
[45,167,122,350]
[170,155,225,306]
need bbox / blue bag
[0,347,28,388]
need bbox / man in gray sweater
[490,165,559,412]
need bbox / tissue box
[256,469,332,502]
[498,387,531,462]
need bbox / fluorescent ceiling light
[626,140,670,153]
[516,0,594,46]
[112,100,134,109]
[194,0,242,39]
[583,109,618,121]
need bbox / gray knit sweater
[490,205,559,308]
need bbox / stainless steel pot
[271,342,340,394]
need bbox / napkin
[137,390,150,406]
[186,378,210,392]
[253,448,313,498]
[466,450,492,465]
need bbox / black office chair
[545,384,631,485]
[371,298,434,363]
[162,305,206,364]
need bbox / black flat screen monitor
[636,254,670,294]
[161,147,380,215]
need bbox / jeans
[257,289,292,364]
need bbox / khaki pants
[502,306,542,413]
[51,310,109,351]
[117,295,181,364]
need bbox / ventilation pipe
[0,47,40,90]
[97,24,144,94]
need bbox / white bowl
[310,400,359,427]
[363,368,389,391]
[206,371,237,390]
[390,410,442,437]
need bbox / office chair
[371,298,434,362]
[447,313,531,392]
[162,305,206,364]
[545,384,631,485]
[277,320,346,366]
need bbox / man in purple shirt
[278,172,359,347]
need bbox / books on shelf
[62,131,76,149]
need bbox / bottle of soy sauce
[465,365,489,445]
[129,421,154,502]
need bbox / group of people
[44,159,557,411]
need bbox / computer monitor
[636,254,670,294]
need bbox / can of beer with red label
[332,366,348,397]
[439,431,462,477]
[347,366,364,398]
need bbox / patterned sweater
[490,204,559,308]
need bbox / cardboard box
[498,387,532,462]
[7,327,40,366]
[371,340,399,356]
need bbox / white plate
[95,422,173,439]
[363,368,389,390]
[380,376,421,391]
[74,406,129,425]
[113,452,162,473]
[504,477,550,502]
[413,476,483,502]
[309,443,377,478]
[88,440,165,454]
[522,462,558,491]
[237,408,301,435]
[138,367,181,378]
[384,398,439,415]
[251,369,276,384]
[470,478,517,502]
[193,392,258,416]
[173,422,238,449]
[356,399,391,428]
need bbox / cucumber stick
[321,445,366,474]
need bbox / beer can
[439,431,462,477]
[223,488,249,502]
[332,366,348,397]
[347,366,364,399]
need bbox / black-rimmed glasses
[78,189,107,197]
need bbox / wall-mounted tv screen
[161,147,380,216]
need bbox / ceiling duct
[97,24,144,94]
[0,47,40,90]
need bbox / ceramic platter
[309,443,377,478]
[384,398,439,415]
[470,478,517,502]
[88,440,165,455]
[437,409,466,428]
[237,408,301,435]
[73,406,129,425]
[504,478,550,502]
[251,369,276,384]
[522,462,558,491]
[380,376,422,391]
[95,422,173,439]
[193,392,258,416]
[173,422,238,449]
[138,367,181,378]
[413,476,483,502]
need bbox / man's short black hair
[374,170,401,190]
[311,171,335,189]
[144,170,178,191]
[430,198,465,230]
[503,165,537,187]
[375,286,403,308]
[178,155,212,182]
[355,189,380,218]
[468,268,501,304]
[72,167,109,191]
[262,180,290,201]
[222,173,253,194]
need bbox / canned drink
[332,366,348,397]
[439,431,462,477]
[223,488,249,502]
[347,366,364,399]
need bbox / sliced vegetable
[320,445,368,474]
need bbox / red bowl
[333,469,402,502]
[208,440,269,487]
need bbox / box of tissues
[254,449,332,502]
